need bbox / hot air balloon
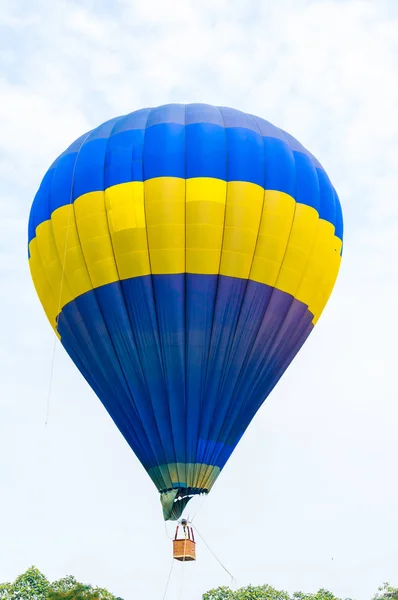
[28,103,343,521]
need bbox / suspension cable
[162,555,175,600]
[44,200,73,426]
[192,523,236,588]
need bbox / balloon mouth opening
[160,487,208,520]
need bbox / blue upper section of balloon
[28,103,343,248]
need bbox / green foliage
[203,585,340,600]
[292,589,341,600]
[203,586,235,600]
[0,568,123,600]
[373,583,398,600]
[203,585,398,600]
[0,567,49,600]
[48,574,120,600]
[203,584,291,600]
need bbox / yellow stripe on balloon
[28,236,59,334]
[51,205,93,300]
[310,233,342,324]
[145,177,186,274]
[105,182,151,279]
[186,177,227,274]
[220,181,264,279]
[74,191,119,289]
[28,177,342,332]
[250,190,296,287]
[276,203,320,297]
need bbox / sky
[0,0,397,598]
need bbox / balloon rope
[44,336,58,425]
[177,539,187,600]
[44,199,74,425]
[190,493,207,523]
[162,555,175,600]
[164,521,175,541]
[44,130,91,426]
[192,524,236,588]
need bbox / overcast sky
[0,0,397,599]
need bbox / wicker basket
[173,538,196,561]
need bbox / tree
[0,567,49,600]
[203,585,341,600]
[0,568,123,600]
[292,590,342,600]
[48,574,121,600]
[203,587,235,600]
[203,585,398,600]
[373,583,398,600]
[203,584,291,600]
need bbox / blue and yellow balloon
[28,104,343,520]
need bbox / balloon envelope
[28,104,343,519]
